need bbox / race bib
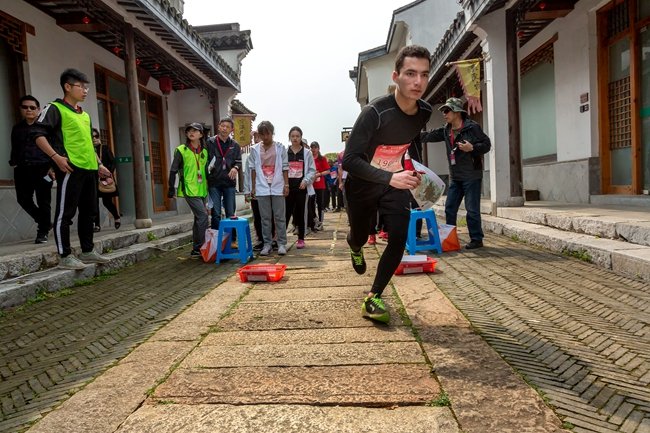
[262,164,275,184]
[370,144,410,173]
[288,161,304,178]
[330,171,338,179]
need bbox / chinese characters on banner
[452,58,483,114]
[233,115,253,145]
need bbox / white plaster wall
[395,0,461,53]
[365,56,394,102]
[519,0,599,162]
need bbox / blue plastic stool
[406,209,443,255]
[216,217,254,264]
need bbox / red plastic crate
[237,264,287,282]
[394,257,437,275]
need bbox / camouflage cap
[439,97,466,114]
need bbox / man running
[343,45,432,323]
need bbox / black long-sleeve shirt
[343,93,432,185]
[10,120,50,166]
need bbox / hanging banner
[233,115,253,145]
[448,58,483,114]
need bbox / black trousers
[326,183,338,209]
[14,164,53,236]
[94,196,119,226]
[53,166,98,257]
[285,188,307,240]
[345,177,410,297]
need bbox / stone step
[0,231,192,309]
[432,202,650,283]
[0,219,193,283]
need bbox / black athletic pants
[53,165,98,257]
[345,177,410,297]
[285,188,307,240]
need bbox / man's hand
[250,187,255,199]
[389,170,421,190]
[458,140,474,152]
[228,167,238,180]
[244,194,251,203]
[53,154,73,173]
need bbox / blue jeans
[445,178,483,242]
[209,186,236,230]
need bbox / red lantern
[539,2,546,10]
[112,46,122,55]
[136,58,141,66]
[159,76,172,95]
[153,63,160,71]
[82,16,91,24]
[178,83,185,90]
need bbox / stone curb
[0,231,192,309]
[431,204,650,283]
[0,220,193,283]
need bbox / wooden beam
[524,9,572,20]
[506,7,523,198]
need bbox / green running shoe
[350,248,366,275]
[361,295,390,323]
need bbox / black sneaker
[35,234,48,244]
[190,249,201,257]
[253,242,264,251]
[272,240,278,250]
[361,295,390,323]
[350,249,366,275]
[465,240,484,250]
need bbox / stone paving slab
[242,286,379,302]
[153,364,440,406]
[201,327,415,346]
[115,404,459,433]
[391,273,567,433]
[217,299,400,331]
[181,341,424,368]
[262,274,375,289]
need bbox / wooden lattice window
[608,76,631,150]
[0,11,34,61]
[150,141,164,184]
[608,0,630,37]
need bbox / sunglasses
[20,105,38,110]
[442,108,451,114]
[93,135,100,139]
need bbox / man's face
[19,101,39,122]
[218,121,233,139]
[442,108,461,125]
[392,56,430,102]
[65,81,89,102]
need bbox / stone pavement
[0,208,648,432]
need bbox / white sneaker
[315,221,324,230]
[58,255,88,270]
[79,250,110,264]
[278,245,287,255]
[260,245,272,256]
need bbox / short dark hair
[19,95,40,108]
[219,117,234,127]
[60,68,89,91]
[394,45,431,74]
[257,120,274,136]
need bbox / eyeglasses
[69,83,90,91]
[93,135,100,139]
[20,105,38,110]
[442,108,451,114]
